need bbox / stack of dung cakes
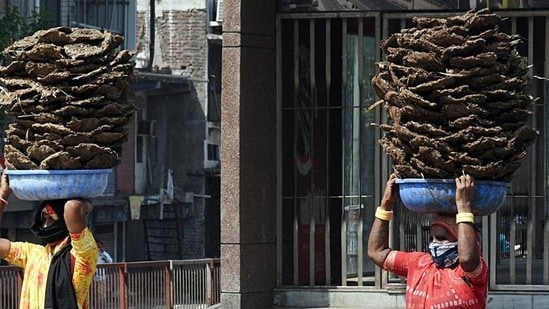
[0,27,136,200]
[370,9,536,214]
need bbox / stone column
[220,0,277,308]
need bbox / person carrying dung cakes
[0,172,99,309]
[368,173,488,309]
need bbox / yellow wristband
[375,207,393,221]
[456,212,474,224]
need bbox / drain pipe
[148,0,155,71]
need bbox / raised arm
[455,174,480,272]
[368,173,399,267]
[0,173,12,258]
[64,199,92,234]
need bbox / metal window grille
[277,10,549,290]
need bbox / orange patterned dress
[5,228,98,309]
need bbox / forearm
[0,174,10,224]
[367,199,394,267]
[0,200,7,225]
[368,218,391,267]
[455,198,480,271]
[64,199,90,233]
[0,201,9,258]
[0,173,12,258]
[458,220,480,271]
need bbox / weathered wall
[135,2,208,75]
[117,117,136,194]
[146,86,207,259]
[160,10,207,78]
[134,1,211,259]
[136,0,205,11]
[136,8,208,110]
[160,9,208,114]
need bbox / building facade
[0,0,221,262]
[220,1,549,308]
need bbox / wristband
[456,212,474,224]
[375,207,393,221]
[0,197,8,205]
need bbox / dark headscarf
[30,199,70,244]
[30,199,78,308]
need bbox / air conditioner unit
[216,0,224,23]
[137,120,157,137]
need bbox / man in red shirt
[368,174,488,309]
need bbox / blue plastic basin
[5,169,111,201]
[395,178,510,215]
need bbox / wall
[160,9,209,114]
[137,0,205,11]
[146,86,207,258]
[220,0,278,308]
[161,10,207,78]
[134,0,211,259]
[273,290,549,308]
[135,2,209,152]
[117,117,136,194]
[135,1,208,79]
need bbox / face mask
[429,241,459,268]
[31,221,69,244]
[30,200,69,244]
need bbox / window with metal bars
[277,11,549,290]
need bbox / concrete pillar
[220,0,277,308]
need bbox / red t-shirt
[383,250,488,309]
